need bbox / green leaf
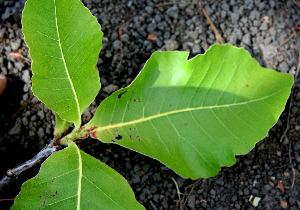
[22,0,102,128]
[82,44,293,179]
[12,142,144,210]
[54,112,72,140]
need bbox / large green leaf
[12,142,144,209]
[82,44,293,179]
[22,0,102,128]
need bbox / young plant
[10,0,293,209]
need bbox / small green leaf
[54,112,72,140]
[12,142,144,209]
[83,44,293,179]
[22,0,102,128]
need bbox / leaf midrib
[91,91,281,133]
[54,0,81,125]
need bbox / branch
[0,140,57,190]
[196,0,224,45]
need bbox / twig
[1,23,21,30]
[196,0,224,45]
[180,179,201,210]
[278,52,300,189]
[155,2,198,7]
[197,0,208,50]
[289,141,296,189]
[291,0,300,7]
[4,94,34,127]
[0,140,57,190]
[277,31,296,49]
[171,177,182,201]
[0,198,15,201]
[149,201,158,210]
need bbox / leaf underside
[22,0,102,128]
[12,142,144,210]
[83,44,293,179]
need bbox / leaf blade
[12,142,144,209]
[22,0,102,128]
[83,44,293,179]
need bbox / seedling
[9,0,293,209]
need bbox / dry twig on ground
[196,0,224,45]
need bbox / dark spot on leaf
[111,139,115,142]
[184,123,188,126]
[55,191,57,194]
[127,105,130,109]
[137,98,141,102]
[170,104,172,107]
[80,133,89,139]
[139,139,141,142]
[132,91,134,93]
[53,195,55,197]
[134,99,136,102]
[136,134,140,138]
[118,91,128,99]
[246,84,249,87]
[130,98,132,100]
[129,128,132,130]
[40,195,42,198]
[115,134,122,140]
[129,135,132,140]
[92,181,94,183]
[134,127,136,130]
[111,121,114,124]
[90,132,98,139]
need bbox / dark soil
[0,0,299,209]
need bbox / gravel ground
[0,0,300,209]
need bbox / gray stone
[164,40,179,51]
[100,77,109,86]
[260,22,269,31]
[264,37,272,45]
[221,11,226,19]
[0,28,6,40]
[185,6,194,16]
[229,33,238,45]
[249,10,260,20]
[221,3,229,11]
[22,117,29,126]
[192,44,201,54]
[37,110,45,120]
[11,39,22,51]
[102,84,119,94]
[145,6,153,14]
[8,122,22,135]
[22,70,31,83]
[259,45,277,68]
[278,62,289,73]
[277,23,286,29]
[131,174,141,184]
[31,115,37,121]
[15,61,24,71]
[1,7,12,21]
[242,34,251,45]
[231,12,240,24]
[112,40,122,50]
[187,195,195,209]
[37,127,45,138]
[166,5,179,19]
[120,34,130,43]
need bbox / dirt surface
[0,0,300,209]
